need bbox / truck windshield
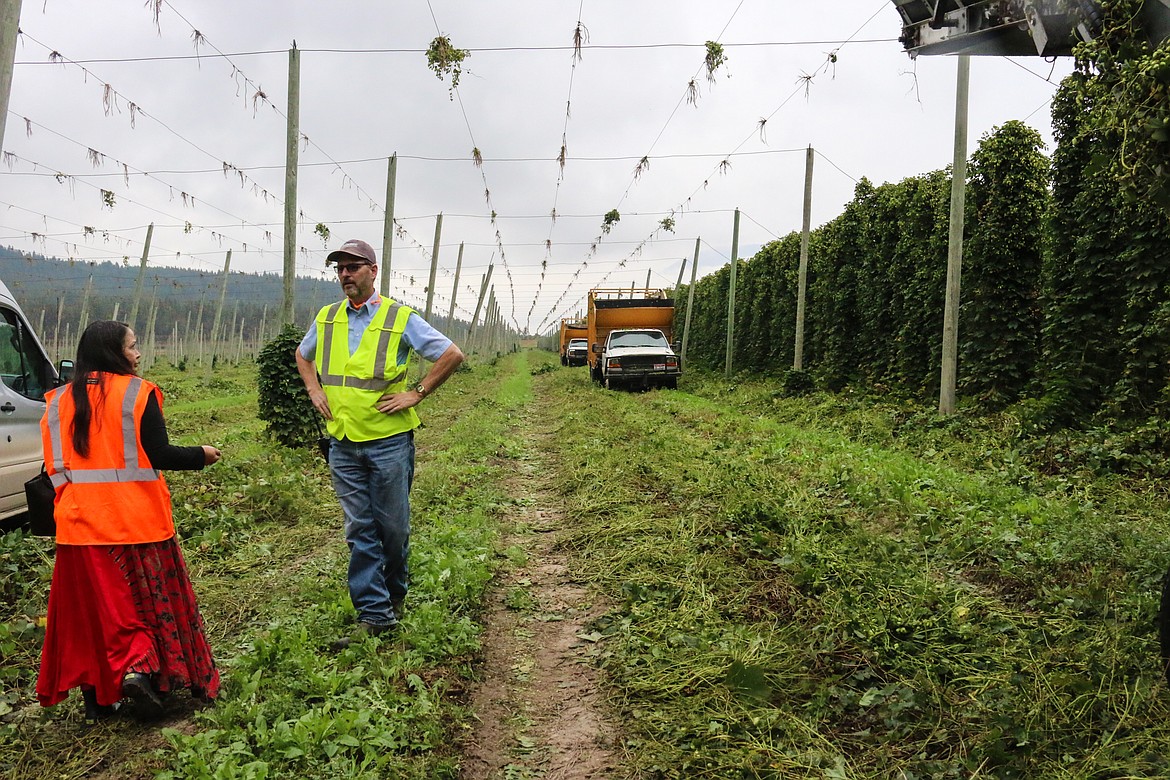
[568,339,587,348]
[610,332,667,349]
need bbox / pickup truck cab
[565,338,589,367]
[0,279,68,525]
[595,328,681,391]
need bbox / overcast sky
[1,1,1074,335]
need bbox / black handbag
[24,467,56,537]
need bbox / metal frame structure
[891,0,1169,57]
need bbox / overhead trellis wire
[525,3,588,334]
[3,118,283,255]
[425,0,521,330]
[137,1,477,305]
[534,1,748,332]
[541,3,889,330]
[14,39,899,67]
[15,32,283,210]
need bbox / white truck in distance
[597,328,680,391]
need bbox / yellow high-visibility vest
[314,298,419,442]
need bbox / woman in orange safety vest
[36,320,222,721]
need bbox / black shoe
[122,673,164,720]
[81,688,118,721]
[330,621,395,651]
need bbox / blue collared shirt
[298,294,454,364]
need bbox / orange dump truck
[587,288,680,390]
[558,318,588,366]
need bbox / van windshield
[0,308,52,401]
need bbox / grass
[7,354,1170,778]
[535,364,1170,778]
[0,355,526,779]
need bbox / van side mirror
[57,359,74,385]
[671,341,680,351]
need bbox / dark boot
[330,620,395,651]
[122,673,164,720]
[81,687,117,721]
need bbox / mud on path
[460,404,622,779]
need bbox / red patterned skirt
[36,538,220,708]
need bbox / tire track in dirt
[460,400,621,779]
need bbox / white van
[0,279,69,522]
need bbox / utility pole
[794,145,814,371]
[939,56,970,416]
[282,44,299,326]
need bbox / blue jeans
[328,431,414,626]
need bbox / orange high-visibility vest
[41,373,174,545]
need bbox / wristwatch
[413,381,429,398]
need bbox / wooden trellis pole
[468,264,493,347]
[210,250,232,368]
[195,292,206,365]
[128,223,154,328]
[794,145,814,371]
[446,242,464,334]
[78,274,93,333]
[282,45,300,326]
[144,287,159,371]
[725,209,740,380]
[425,214,442,320]
[681,237,700,365]
[939,55,971,416]
[0,0,22,155]
[380,153,397,298]
[54,296,63,363]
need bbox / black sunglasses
[334,262,371,275]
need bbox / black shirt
[140,391,205,471]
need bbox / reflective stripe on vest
[44,376,161,485]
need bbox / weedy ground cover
[537,365,1170,778]
[9,353,1170,778]
[0,355,528,779]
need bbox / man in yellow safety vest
[295,239,464,647]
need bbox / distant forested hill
[0,247,468,359]
[0,245,340,339]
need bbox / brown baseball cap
[326,239,377,266]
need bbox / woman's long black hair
[70,320,135,457]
